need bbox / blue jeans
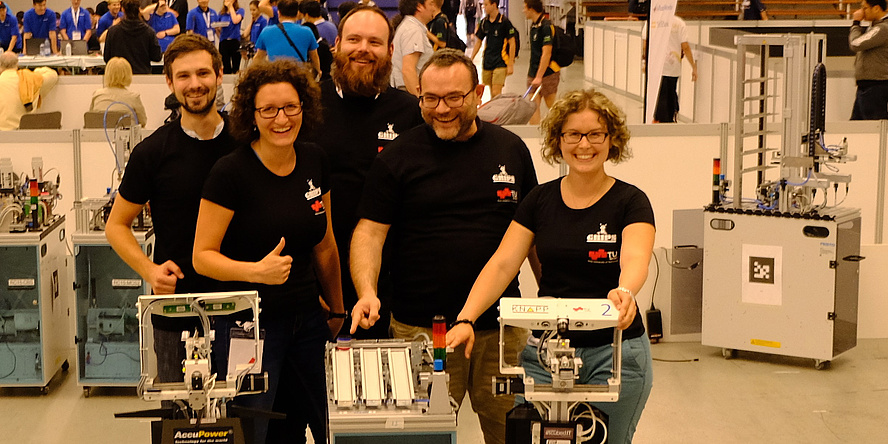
[851,82,888,120]
[518,335,653,444]
[214,307,330,444]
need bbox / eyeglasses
[561,131,609,144]
[419,90,473,109]
[255,103,303,119]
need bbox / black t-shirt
[118,118,236,294]
[308,80,423,307]
[742,0,766,20]
[201,142,330,315]
[428,12,449,47]
[476,13,516,71]
[529,15,554,78]
[513,178,655,347]
[357,119,538,329]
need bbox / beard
[178,85,216,116]
[331,49,393,97]
[423,106,477,141]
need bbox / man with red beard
[106,34,236,382]
[307,5,422,339]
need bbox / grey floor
[1,339,886,443]
[5,22,886,444]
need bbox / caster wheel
[61,360,69,372]
[40,386,48,395]
[815,360,830,370]
[722,348,736,359]
[83,387,91,398]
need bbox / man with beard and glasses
[350,49,539,444]
[106,34,235,384]
[305,5,422,339]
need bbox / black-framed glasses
[419,90,473,109]
[255,103,303,119]
[561,131,609,144]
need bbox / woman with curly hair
[193,59,344,444]
[446,88,655,444]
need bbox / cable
[653,357,699,363]
[0,337,16,379]
[662,248,701,271]
[649,249,660,311]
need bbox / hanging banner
[644,0,678,123]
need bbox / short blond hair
[104,57,133,88]
[540,88,631,165]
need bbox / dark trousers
[851,81,888,120]
[653,76,679,123]
[214,307,330,444]
[220,39,242,74]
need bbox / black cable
[0,339,16,379]
[662,248,702,270]
[653,357,699,363]
[649,250,659,311]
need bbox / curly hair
[540,89,631,165]
[228,59,322,143]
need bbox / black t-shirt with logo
[428,12,449,47]
[529,15,554,78]
[475,13,516,71]
[513,177,654,347]
[201,142,330,315]
[357,120,538,329]
[308,80,423,316]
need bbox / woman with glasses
[446,88,655,444]
[193,59,344,444]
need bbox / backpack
[442,16,467,52]
[550,24,576,68]
[302,21,333,80]
[495,15,519,60]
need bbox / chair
[83,110,132,129]
[19,111,62,129]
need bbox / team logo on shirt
[378,123,398,141]
[586,224,617,243]
[304,180,321,200]
[497,187,518,202]
[311,199,326,216]
[589,249,618,263]
[492,165,516,184]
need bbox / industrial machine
[702,34,861,369]
[326,335,457,443]
[72,110,152,395]
[116,291,268,444]
[0,157,69,393]
[496,297,621,444]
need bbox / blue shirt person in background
[185,0,218,44]
[97,0,123,42]
[218,0,244,73]
[0,2,21,52]
[59,0,92,41]
[142,0,180,52]
[23,0,58,54]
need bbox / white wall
[2,122,886,339]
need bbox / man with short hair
[254,0,320,71]
[105,34,235,385]
[652,15,696,123]
[59,0,91,42]
[469,0,516,98]
[308,5,423,340]
[351,49,538,444]
[0,50,58,130]
[104,0,161,74]
[96,0,122,42]
[0,2,21,53]
[524,0,555,124]
[23,0,58,54]
[850,0,888,120]
[391,0,439,95]
[300,0,335,44]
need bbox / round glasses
[255,103,303,119]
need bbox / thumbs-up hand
[254,237,292,285]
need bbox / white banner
[645,0,678,123]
